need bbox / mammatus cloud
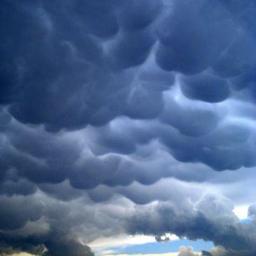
[1,0,256,255]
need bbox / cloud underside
[1,0,256,255]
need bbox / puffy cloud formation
[1,0,256,255]
[178,247,200,256]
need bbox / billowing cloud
[1,0,256,255]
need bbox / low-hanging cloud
[1,0,256,255]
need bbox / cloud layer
[1,0,256,255]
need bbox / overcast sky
[1,1,256,256]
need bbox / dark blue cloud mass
[1,0,256,256]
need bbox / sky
[1,0,256,256]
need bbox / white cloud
[89,234,179,254]
[233,204,249,220]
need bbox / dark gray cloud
[1,0,256,255]
[179,72,231,103]
[156,0,236,74]
[127,195,256,254]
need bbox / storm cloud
[1,0,256,255]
